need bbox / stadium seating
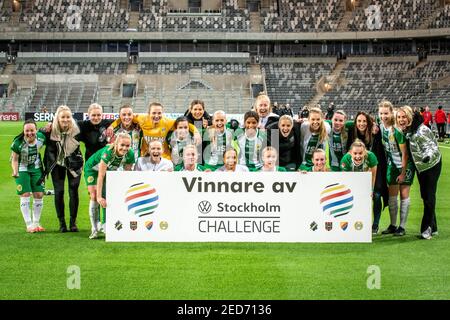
[0,0,11,23]
[262,62,334,107]
[20,0,129,32]
[137,62,249,75]
[138,0,250,32]
[430,4,450,29]
[28,82,98,112]
[261,0,345,32]
[318,59,450,115]
[13,62,128,75]
[348,0,439,32]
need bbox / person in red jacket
[422,106,433,129]
[434,105,447,141]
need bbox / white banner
[106,172,372,243]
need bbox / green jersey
[380,123,405,169]
[85,146,135,172]
[113,125,142,161]
[174,164,205,172]
[10,132,46,172]
[203,128,234,167]
[300,121,331,170]
[233,128,266,171]
[325,120,351,171]
[340,151,378,172]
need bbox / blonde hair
[110,132,131,154]
[378,100,395,126]
[395,105,413,129]
[88,103,102,115]
[52,105,75,133]
[349,139,368,162]
[262,146,278,158]
[253,93,271,113]
[279,115,293,126]
[309,107,327,144]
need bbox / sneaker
[98,223,104,233]
[44,190,54,195]
[35,226,45,232]
[394,226,406,236]
[421,227,432,240]
[372,225,379,235]
[382,225,397,234]
[26,226,37,233]
[432,231,439,236]
[89,230,99,239]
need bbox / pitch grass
[0,122,449,300]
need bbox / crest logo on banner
[325,222,333,231]
[130,221,138,231]
[340,222,349,231]
[145,221,153,231]
[320,183,354,218]
[125,182,159,217]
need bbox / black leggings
[51,165,81,225]
[417,160,442,233]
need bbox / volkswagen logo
[198,201,212,214]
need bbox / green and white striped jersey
[10,131,46,172]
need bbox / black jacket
[77,119,114,160]
[267,121,302,169]
[41,130,83,178]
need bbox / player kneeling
[84,133,135,239]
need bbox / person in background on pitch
[42,105,84,233]
[135,140,173,172]
[435,105,447,141]
[87,133,135,239]
[215,148,249,172]
[10,120,46,233]
[397,106,442,240]
[258,147,286,172]
[422,105,433,129]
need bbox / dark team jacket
[77,119,114,161]
[266,121,302,168]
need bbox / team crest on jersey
[87,176,94,183]
[17,184,22,192]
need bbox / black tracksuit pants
[417,160,442,233]
[51,165,81,227]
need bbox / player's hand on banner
[98,196,107,208]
